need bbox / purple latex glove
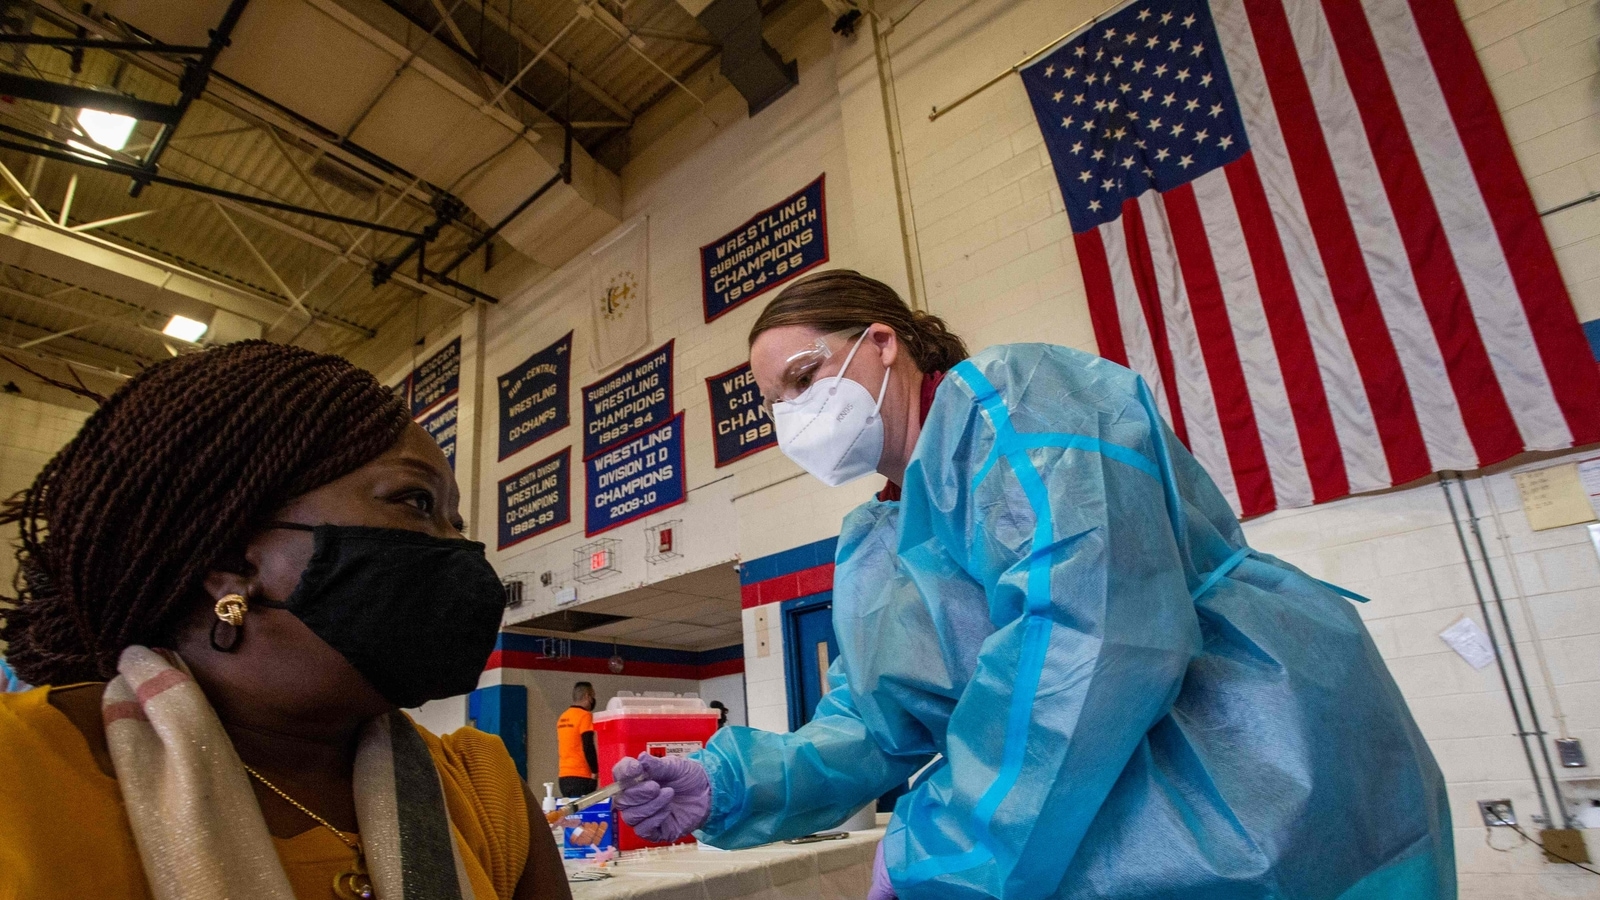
[612,752,711,842]
[867,841,896,900]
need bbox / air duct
[681,0,797,115]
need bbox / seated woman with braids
[0,342,570,900]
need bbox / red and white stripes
[1074,0,1600,516]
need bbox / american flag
[1021,0,1600,517]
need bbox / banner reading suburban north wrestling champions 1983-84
[581,341,673,459]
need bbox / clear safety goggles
[759,328,866,414]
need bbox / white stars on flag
[1022,0,1247,227]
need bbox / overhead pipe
[434,126,572,285]
[370,195,464,288]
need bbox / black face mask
[261,523,505,709]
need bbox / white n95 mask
[772,330,891,487]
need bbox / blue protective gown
[696,344,1453,900]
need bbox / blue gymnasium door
[782,593,838,732]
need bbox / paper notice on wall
[1578,457,1600,516]
[1513,463,1597,532]
[1439,617,1496,670]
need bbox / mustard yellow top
[0,685,530,899]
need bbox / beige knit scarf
[101,646,477,900]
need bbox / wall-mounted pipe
[1439,473,1573,829]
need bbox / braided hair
[0,341,412,685]
[748,270,969,373]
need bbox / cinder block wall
[0,393,90,605]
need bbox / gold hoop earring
[211,593,248,652]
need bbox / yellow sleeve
[421,723,531,900]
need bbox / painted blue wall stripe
[739,536,839,585]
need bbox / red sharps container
[593,695,721,850]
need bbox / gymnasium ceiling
[0,0,798,390]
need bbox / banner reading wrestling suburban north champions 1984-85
[700,175,827,322]
[498,332,571,460]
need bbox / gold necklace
[242,764,375,900]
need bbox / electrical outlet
[1479,799,1515,827]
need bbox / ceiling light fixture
[76,108,137,152]
[162,315,208,342]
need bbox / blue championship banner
[499,448,571,550]
[582,340,673,459]
[410,337,460,417]
[418,399,458,471]
[705,362,774,467]
[700,175,828,322]
[498,332,572,460]
[585,413,686,536]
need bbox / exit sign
[589,548,611,572]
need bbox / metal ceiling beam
[0,279,191,348]
[0,72,185,124]
[0,309,154,370]
[213,197,469,308]
[420,0,636,123]
[0,35,211,54]
[0,200,375,339]
[0,129,425,237]
[129,0,253,196]
[29,0,455,224]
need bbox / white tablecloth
[569,819,885,900]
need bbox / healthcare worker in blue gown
[612,269,1454,899]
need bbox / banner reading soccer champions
[409,337,460,417]
[700,175,827,322]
